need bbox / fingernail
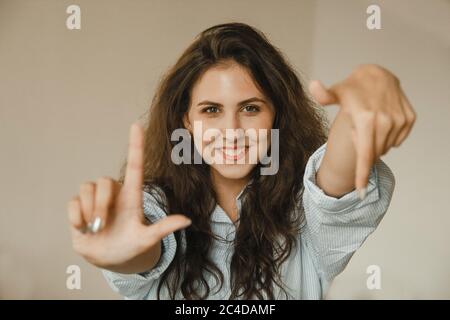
[358,187,367,200]
[89,217,102,233]
[184,219,192,226]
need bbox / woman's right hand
[67,122,191,273]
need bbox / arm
[315,110,358,198]
[309,64,416,198]
[102,189,178,300]
[68,123,189,300]
[104,239,162,275]
[300,64,416,297]
[301,142,395,296]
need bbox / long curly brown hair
[118,22,329,299]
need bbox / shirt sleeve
[300,142,395,296]
[101,188,177,300]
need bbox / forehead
[190,63,265,102]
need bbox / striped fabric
[102,142,395,299]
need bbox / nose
[220,113,244,146]
[221,111,239,130]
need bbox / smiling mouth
[218,146,249,161]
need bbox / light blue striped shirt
[102,142,395,299]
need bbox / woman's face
[183,62,275,180]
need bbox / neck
[210,169,251,222]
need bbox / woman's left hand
[309,64,417,193]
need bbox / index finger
[123,122,145,203]
[352,112,376,199]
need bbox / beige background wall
[310,0,450,299]
[0,0,448,299]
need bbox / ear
[183,113,191,132]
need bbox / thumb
[308,80,338,106]
[146,214,192,241]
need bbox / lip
[222,146,246,150]
[218,146,249,161]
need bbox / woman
[67,22,416,299]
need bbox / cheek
[188,115,211,146]
[197,124,219,149]
[189,111,275,164]
[243,118,274,154]
[243,111,274,131]
[191,121,222,163]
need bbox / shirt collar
[211,178,253,224]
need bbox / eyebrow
[196,97,267,107]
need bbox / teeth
[223,147,245,157]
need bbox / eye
[202,106,220,113]
[242,105,260,113]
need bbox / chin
[210,163,256,180]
